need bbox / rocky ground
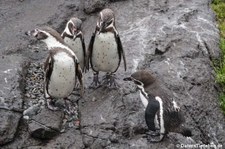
[0,0,225,148]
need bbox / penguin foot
[74,81,80,89]
[147,135,163,143]
[102,73,119,89]
[89,80,101,89]
[146,130,160,136]
[146,131,165,143]
[46,99,59,111]
[89,73,101,89]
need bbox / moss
[212,0,225,114]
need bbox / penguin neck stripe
[63,20,74,36]
[155,96,165,139]
[61,32,74,39]
[43,31,78,59]
[137,85,148,98]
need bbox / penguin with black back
[26,26,84,110]
[88,8,127,88]
[61,17,87,72]
[124,70,192,142]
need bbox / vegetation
[212,0,225,114]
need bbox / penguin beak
[124,77,142,92]
[123,77,144,87]
[98,22,106,34]
[72,27,77,35]
[123,77,133,81]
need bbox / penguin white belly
[48,52,76,98]
[92,32,119,72]
[64,37,84,70]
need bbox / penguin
[123,70,192,142]
[88,8,127,88]
[25,26,84,110]
[61,17,87,72]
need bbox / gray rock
[26,129,84,149]
[1,0,225,148]
[84,0,108,14]
[28,120,59,140]
[28,108,64,139]
[0,109,22,145]
[23,101,44,119]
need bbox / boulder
[0,109,22,145]
[28,108,64,140]
[84,0,108,14]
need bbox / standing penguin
[88,8,127,88]
[61,17,87,72]
[124,70,192,142]
[26,27,84,110]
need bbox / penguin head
[25,26,64,45]
[123,76,145,92]
[65,17,83,40]
[97,8,115,33]
[124,70,156,88]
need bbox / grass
[212,0,225,114]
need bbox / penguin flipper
[87,32,96,71]
[75,60,84,97]
[81,37,87,72]
[44,55,53,98]
[116,34,127,71]
[145,98,160,131]
[146,99,165,143]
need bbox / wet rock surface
[1,0,225,148]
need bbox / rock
[23,101,43,119]
[28,108,64,139]
[28,120,59,140]
[84,0,108,14]
[1,0,225,148]
[47,129,84,149]
[27,129,84,149]
[79,87,147,147]
[83,134,94,147]
[0,109,22,145]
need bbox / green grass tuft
[212,0,225,114]
[219,93,225,115]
